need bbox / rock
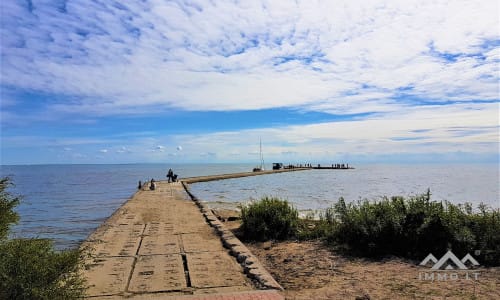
[262,241,272,250]
[236,253,248,263]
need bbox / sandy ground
[214,210,500,300]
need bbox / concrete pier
[181,168,310,184]
[81,171,291,300]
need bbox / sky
[0,0,499,165]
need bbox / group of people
[137,168,178,191]
[166,168,177,183]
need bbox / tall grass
[322,190,500,265]
[240,191,500,266]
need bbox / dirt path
[214,212,500,300]
[246,240,500,300]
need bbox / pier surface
[82,171,290,299]
[181,168,310,184]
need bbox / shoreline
[210,209,500,300]
[4,163,498,251]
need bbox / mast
[260,138,265,170]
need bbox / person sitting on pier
[149,178,156,190]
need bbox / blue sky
[1,0,499,164]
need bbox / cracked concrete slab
[187,251,248,289]
[129,254,187,293]
[84,222,144,257]
[81,178,283,299]
[84,256,134,297]
[138,234,180,255]
[182,232,225,253]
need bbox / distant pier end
[274,162,354,170]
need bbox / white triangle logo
[419,253,438,267]
[461,253,479,267]
[420,251,480,270]
[431,250,467,270]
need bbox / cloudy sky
[1,0,498,164]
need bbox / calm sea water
[190,164,500,211]
[1,163,498,250]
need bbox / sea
[1,163,498,250]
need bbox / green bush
[238,190,499,265]
[0,177,86,299]
[295,209,336,240]
[323,190,500,265]
[240,197,299,241]
[0,239,85,300]
[0,177,20,240]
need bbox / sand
[216,211,500,300]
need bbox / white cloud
[155,145,165,152]
[1,0,498,164]
[1,101,496,164]
[166,102,499,160]
[1,0,497,117]
[116,146,131,154]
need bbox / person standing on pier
[166,168,174,183]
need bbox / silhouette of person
[167,168,174,183]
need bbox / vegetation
[0,177,86,300]
[240,196,299,241]
[325,190,500,265]
[241,190,500,266]
[0,177,20,240]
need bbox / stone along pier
[81,177,287,300]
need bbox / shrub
[295,209,336,240]
[240,197,299,241]
[325,190,500,265]
[0,177,86,299]
[0,239,85,300]
[0,177,20,240]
